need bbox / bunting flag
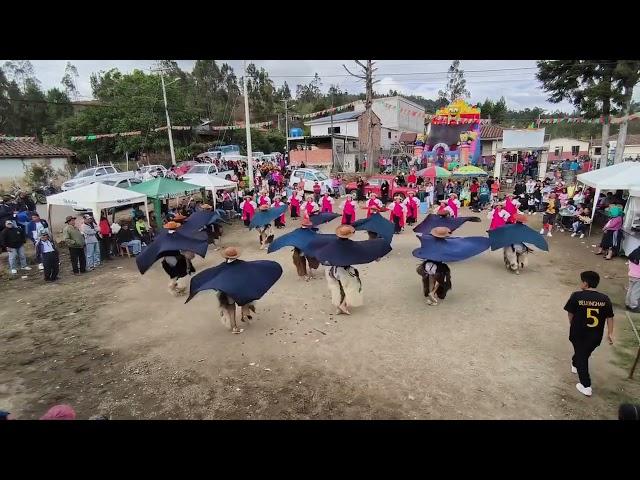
[290,101,357,120]
[535,114,640,125]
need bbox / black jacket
[0,226,26,249]
[117,228,135,243]
[0,203,13,224]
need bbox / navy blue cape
[136,228,208,274]
[352,213,395,243]
[412,234,490,262]
[306,237,392,266]
[488,223,549,251]
[413,214,481,236]
[309,212,340,226]
[181,210,228,234]
[249,204,288,229]
[186,259,283,306]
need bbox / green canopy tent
[127,177,204,227]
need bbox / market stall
[127,177,204,227]
[577,161,640,248]
[46,182,150,235]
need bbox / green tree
[612,61,640,162]
[438,60,470,102]
[61,62,80,100]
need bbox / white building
[0,138,76,189]
[590,134,640,161]
[306,96,425,152]
[546,137,590,161]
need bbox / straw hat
[300,218,313,228]
[173,213,187,221]
[163,221,181,230]
[370,192,377,197]
[335,224,355,238]
[515,214,528,223]
[431,226,451,238]
[407,190,416,196]
[200,203,213,210]
[449,193,458,199]
[221,246,241,259]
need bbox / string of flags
[537,113,640,125]
[289,102,358,120]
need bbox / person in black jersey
[563,271,614,397]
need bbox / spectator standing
[62,215,86,274]
[0,219,31,274]
[99,213,114,261]
[35,231,59,281]
[81,215,101,270]
[27,212,49,270]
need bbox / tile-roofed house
[480,124,504,140]
[0,138,76,188]
[398,132,417,144]
[589,134,640,160]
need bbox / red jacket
[99,219,112,236]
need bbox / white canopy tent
[46,182,150,233]
[183,176,238,207]
[576,161,640,233]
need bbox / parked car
[345,174,412,200]
[100,178,143,189]
[175,160,200,177]
[135,164,168,180]
[288,168,333,193]
[61,165,135,191]
[181,163,234,181]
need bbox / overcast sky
[6,59,624,112]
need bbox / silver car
[61,165,135,191]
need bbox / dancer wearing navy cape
[306,224,392,315]
[186,247,283,334]
[250,204,287,250]
[182,204,228,250]
[353,207,394,242]
[412,226,490,306]
[268,217,327,281]
[135,221,208,296]
[488,214,549,275]
[413,212,481,237]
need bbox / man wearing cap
[35,231,59,281]
[0,219,31,275]
[62,215,86,274]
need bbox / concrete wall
[309,120,359,138]
[380,127,399,150]
[0,157,69,189]
[547,137,590,161]
[371,97,425,133]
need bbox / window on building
[571,145,580,156]
[388,131,392,139]
[594,147,602,155]
[328,126,340,134]
[554,147,561,158]
[353,142,357,148]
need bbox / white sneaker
[38,263,44,270]
[22,266,32,271]
[10,269,17,275]
[576,383,592,396]
[547,232,553,237]
[532,212,537,215]
[571,232,576,237]
[539,228,545,234]
[571,365,578,374]
[580,234,585,239]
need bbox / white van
[288,168,333,193]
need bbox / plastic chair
[119,243,131,257]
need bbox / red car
[345,175,413,200]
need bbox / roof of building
[399,132,417,143]
[374,96,426,111]
[592,134,640,146]
[0,139,76,158]
[480,124,504,139]
[304,111,363,125]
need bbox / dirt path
[1,209,638,419]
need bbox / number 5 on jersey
[586,308,599,328]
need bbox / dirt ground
[1,208,639,420]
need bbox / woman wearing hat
[300,195,319,219]
[403,191,420,226]
[272,195,286,228]
[239,195,257,227]
[325,225,363,315]
[289,187,302,218]
[389,195,406,234]
[35,230,59,281]
[320,192,335,213]
[488,202,510,230]
[415,227,453,305]
[447,193,461,218]
[365,193,382,218]
[596,205,624,260]
[340,194,357,225]
[257,190,271,207]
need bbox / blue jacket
[26,219,49,243]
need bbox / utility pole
[281,99,290,156]
[343,60,379,175]
[242,61,255,191]
[159,71,177,166]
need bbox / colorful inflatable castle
[422,99,481,169]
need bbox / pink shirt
[629,262,640,279]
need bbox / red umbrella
[416,166,451,178]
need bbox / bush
[23,161,59,189]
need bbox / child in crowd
[540,192,559,237]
